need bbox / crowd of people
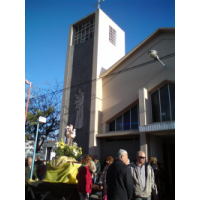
[25,155,47,182]
[77,150,164,200]
[25,150,164,200]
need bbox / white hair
[136,151,145,157]
[117,149,128,159]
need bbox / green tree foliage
[25,133,30,141]
[25,80,62,152]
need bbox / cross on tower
[93,0,105,9]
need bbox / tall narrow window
[123,110,130,130]
[169,83,175,120]
[160,84,171,121]
[151,90,160,122]
[151,83,175,122]
[116,116,123,131]
[109,26,116,46]
[131,105,138,129]
[109,120,115,132]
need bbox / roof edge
[100,27,175,78]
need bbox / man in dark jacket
[106,149,133,200]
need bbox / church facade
[59,9,175,195]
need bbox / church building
[58,8,175,195]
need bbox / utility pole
[25,79,32,124]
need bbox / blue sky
[25,0,175,90]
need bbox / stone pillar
[88,10,101,156]
[58,25,74,141]
[139,87,151,126]
[140,132,148,161]
[139,87,147,126]
[139,87,151,161]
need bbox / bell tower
[59,9,125,155]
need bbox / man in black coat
[106,149,133,200]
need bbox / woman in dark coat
[99,156,114,198]
[93,155,101,183]
[149,156,163,200]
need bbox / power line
[26,53,175,102]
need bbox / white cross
[93,0,105,9]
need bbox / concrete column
[139,88,147,126]
[140,132,148,161]
[88,10,101,156]
[139,87,151,126]
[58,25,74,141]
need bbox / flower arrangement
[53,139,82,159]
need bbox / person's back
[106,153,133,200]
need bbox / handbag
[103,195,107,200]
[103,191,107,200]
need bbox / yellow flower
[58,139,65,149]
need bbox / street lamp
[30,116,46,180]
[148,50,167,69]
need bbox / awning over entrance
[139,121,175,132]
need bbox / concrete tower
[59,9,125,156]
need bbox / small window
[169,83,175,120]
[109,26,116,46]
[131,105,138,129]
[123,110,130,130]
[151,90,160,122]
[109,120,115,131]
[160,84,171,121]
[116,116,123,131]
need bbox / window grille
[109,26,116,46]
[74,18,95,45]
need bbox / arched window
[151,83,175,122]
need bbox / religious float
[27,139,83,200]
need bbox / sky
[25,0,175,91]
